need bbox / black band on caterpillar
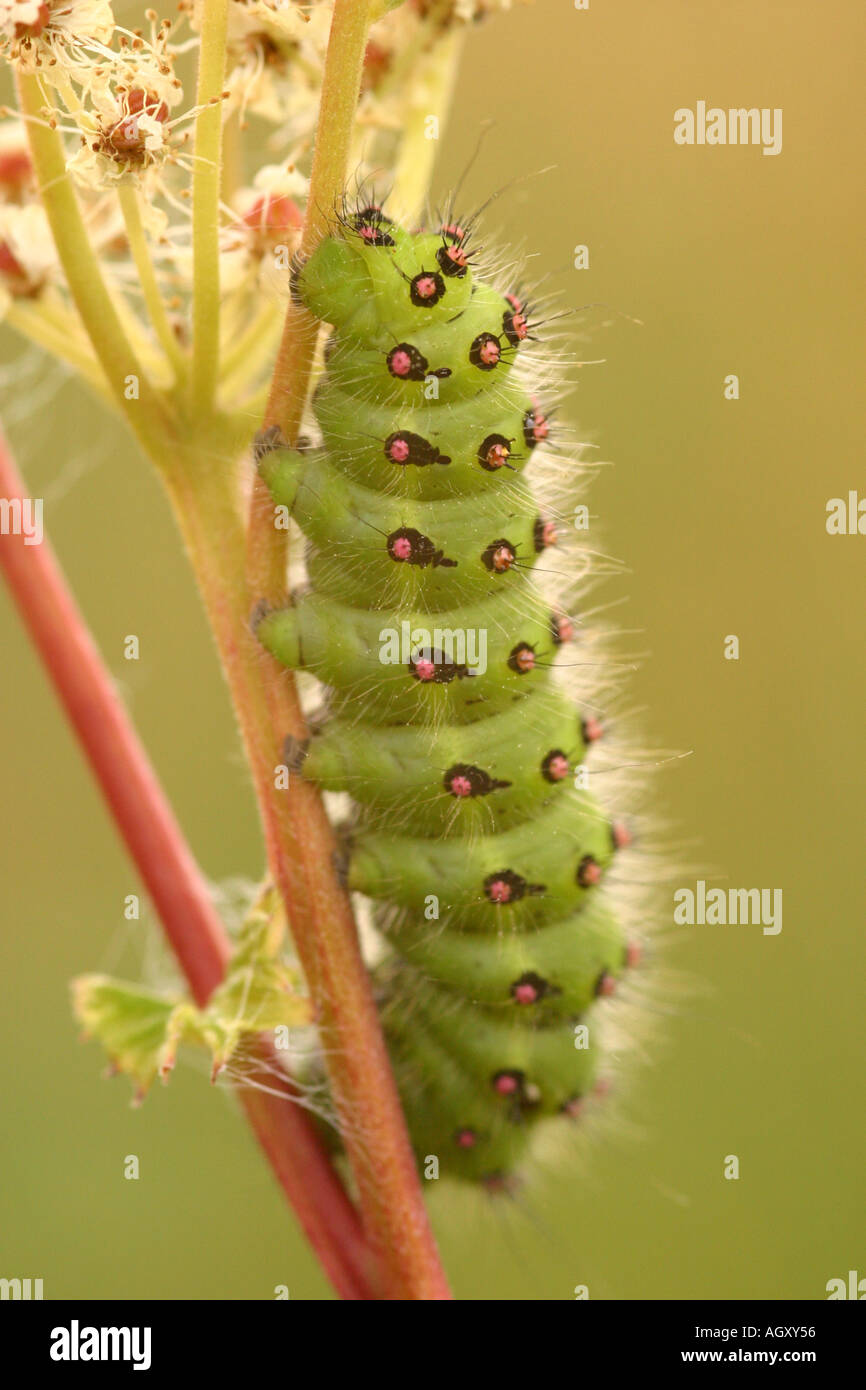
[255,208,634,1183]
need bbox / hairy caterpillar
[254,204,641,1187]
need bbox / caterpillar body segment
[300,686,591,835]
[313,380,534,500]
[255,592,558,723]
[379,895,625,1020]
[256,207,634,1183]
[348,789,616,925]
[383,981,600,1182]
[259,446,551,610]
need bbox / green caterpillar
[254,204,639,1186]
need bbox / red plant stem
[0,426,374,1301]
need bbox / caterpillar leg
[253,606,302,670]
[256,445,307,514]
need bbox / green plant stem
[264,0,372,440]
[118,184,187,382]
[15,74,170,458]
[190,0,229,411]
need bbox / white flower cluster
[66,27,187,197]
[0,0,114,73]
[0,0,522,395]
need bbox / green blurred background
[1,0,863,1300]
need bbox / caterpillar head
[296,204,480,334]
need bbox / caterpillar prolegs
[254,206,639,1186]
